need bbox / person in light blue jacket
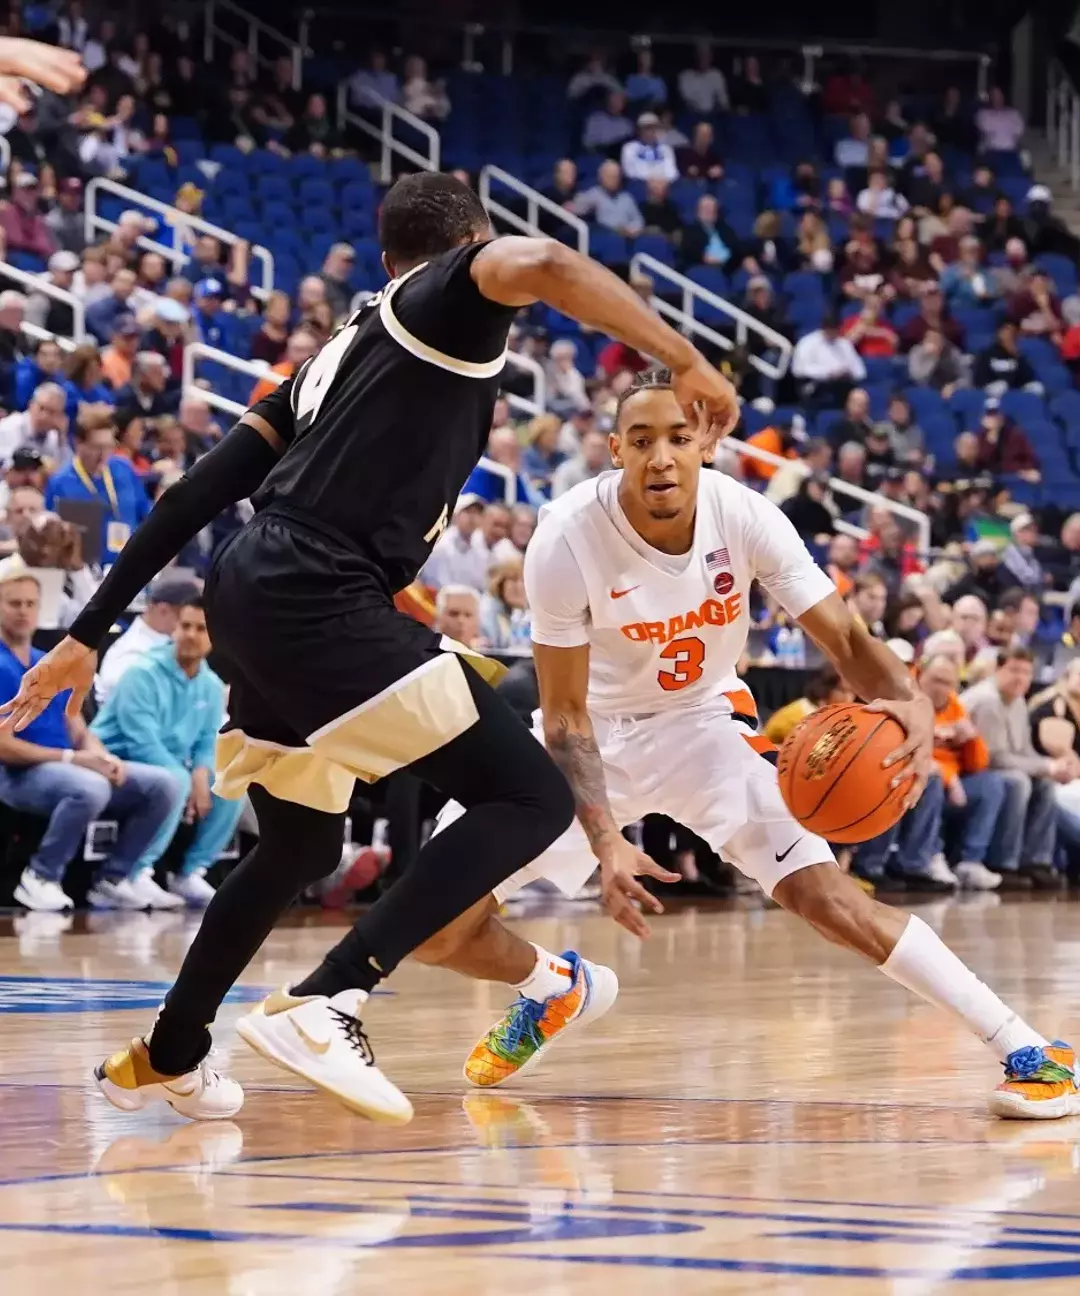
[91,595,243,908]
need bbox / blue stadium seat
[299,178,335,208]
[949,388,987,428]
[903,387,949,423]
[1000,389,1047,427]
[589,229,630,266]
[256,175,293,204]
[633,233,675,266]
[1036,253,1078,298]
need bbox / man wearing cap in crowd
[192,277,241,354]
[45,176,86,255]
[420,493,489,592]
[1023,183,1080,262]
[0,555,179,913]
[99,314,143,390]
[0,383,67,468]
[95,575,203,704]
[0,449,45,517]
[25,250,78,336]
[1002,511,1044,592]
[620,111,678,183]
[319,242,357,321]
[0,171,55,261]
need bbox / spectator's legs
[894,775,945,877]
[129,766,191,878]
[182,792,245,876]
[957,770,1007,863]
[853,821,899,879]
[1022,776,1058,868]
[97,763,183,883]
[0,763,112,883]
[1052,795,1080,855]
[987,769,1030,872]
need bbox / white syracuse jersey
[524,469,836,718]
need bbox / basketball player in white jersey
[414,370,1079,1120]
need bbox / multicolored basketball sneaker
[989,1042,1080,1120]
[463,950,618,1088]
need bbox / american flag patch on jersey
[705,547,730,570]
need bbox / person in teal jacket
[91,595,243,907]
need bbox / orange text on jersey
[620,593,744,645]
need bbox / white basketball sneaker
[87,877,146,910]
[13,867,73,912]
[95,1037,244,1120]
[236,987,414,1124]
[954,861,1003,891]
[128,870,186,911]
[168,869,217,908]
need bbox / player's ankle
[513,945,574,1001]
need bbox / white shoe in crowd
[128,870,186,911]
[87,877,147,911]
[168,870,217,908]
[13,867,73,912]
[927,855,959,888]
[954,861,1003,891]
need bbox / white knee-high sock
[513,944,574,1002]
[881,915,1049,1061]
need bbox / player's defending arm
[798,591,935,808]
[471,237,739,447]
[0,387,295,732]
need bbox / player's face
[612,388,704,521]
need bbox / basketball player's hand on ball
[599,837,680,939]
[866,693,936,811]
[0,636,97,732]
[671,354,740,456]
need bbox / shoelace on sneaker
[1004,1043,1075,1083]
[497,996,545,1057]
[329,1008,375,1065]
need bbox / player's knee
[776,862,872,931]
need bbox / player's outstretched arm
[0,406,291,734]
[798,590,935,808]
[533,642,678,937]
[471,237,739,446]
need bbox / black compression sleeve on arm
[68,423,281,649]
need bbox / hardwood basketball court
[2,894,1080,1292]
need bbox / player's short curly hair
[614,367,674,423]
[378,171,491,264]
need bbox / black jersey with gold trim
[249,241,517,592]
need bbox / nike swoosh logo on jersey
[775,839,803,863]
[290,1017,331,1056]
[610,586,640,599]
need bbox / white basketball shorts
[432,704,836,902]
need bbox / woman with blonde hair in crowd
[520,412,566,498]
[796,211,833,273]
[480,558,531,651]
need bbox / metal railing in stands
[0,136,9,174]
[630,252,793,381]
[0,260,86,342]
[203,0,306,90]
[21,322,76,352]
[1047,60,1080,192]
[84,178,275,301]
[729,437,931,555]
[183,343,521,505]
[335,84,439,184]
[503,349,546,417]
[478,165,589,255]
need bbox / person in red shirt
[842,293,899,358]
[1008,270,1065,349]
[0,172,56,261]
[974,396,1041,479]
[596,339,649,379]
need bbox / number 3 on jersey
[658,635,705,691]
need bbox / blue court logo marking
[0,977,270,1014]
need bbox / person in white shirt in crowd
[792,313,867,407]
[835,112,872,169]
[572,160,644,237]
[583,90,635,153]
[976,87,1025,152]
[401,55,450,122]
[677,42,730,115]
[1000,512,1044,593]
[620,112,679,184]
[25,250,80,334]
[551,426,613,498]
[433,584,482,650]
[348,50,402,110]
[567,54,622,101]
[420,494,488,592]
[544,338,590,415]
[0,484,45,555]
[857,169,909,221]
[0,383,67,468]
[95,577,202,704]
[490,504,538,566]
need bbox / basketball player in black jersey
[2,172,737,1122]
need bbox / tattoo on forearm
[546,715,618,851]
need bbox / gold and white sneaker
[94,1038,244,1120]
[236,987,414,1125]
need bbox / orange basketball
[776,703,914,844]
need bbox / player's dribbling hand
[671,352,740,456]
[867,693,936,811]
[0,636,97,732]
[598,838,680,939]
[0,38,86,99]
